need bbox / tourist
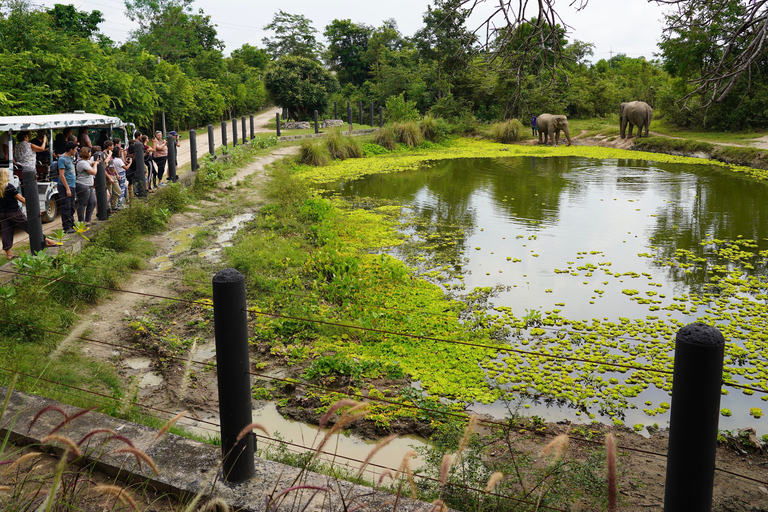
[12,131,47,173]
[53,128,73,156]
[57,141,78,233]
[0,170,60,259]
[78,127,92,150]
[112,147,129,206]
[152,131,168,187]
[75,147,97,224]
[142,134,156,191]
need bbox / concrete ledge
[0,386,427,511]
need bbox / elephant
[537,114,571,146]
[620,101,653,138]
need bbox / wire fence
[0,264,766,491]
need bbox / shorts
[126,171,137,184]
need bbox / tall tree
[263,55,339,119]
[262,10,322,60]
[46,4,104,40]
[366,19,404,85]
[323,19,371,86]
[414,0,475,99]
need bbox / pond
[324,156,768,435]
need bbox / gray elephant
[537,114,571,146]
[620,101,653,138]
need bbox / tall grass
[393,122,424,147]
[374,126,397,150]
[325,129,364,160]
[298,139,331,166]
[490,119,525,143]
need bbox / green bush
[451,114,481,136]
[298,139,331,166]
[325,129,364,160]
[419,116,451,143]
[151,183,188,213]
[393,121,424,147]
[374,126,397,150]
[362,143,389,156]
[490,119,526,143]
[385,93,420,122]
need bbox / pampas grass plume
[540,434,569,462]
[439,454,453,486]
[485,472,504,493]
[94,484,138,510]
[606,433,617,512]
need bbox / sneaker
[64,228,75,234]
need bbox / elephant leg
[628,123,635,138]
[620,117,626,138]
[554,130,560,146]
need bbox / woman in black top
[0,171,59,259]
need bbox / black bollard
[189,129,198,172]
[221,121,227,148]
[241,117,247,145]
[249,114,254,140]
[358,101,363,125]
[281,107,287,120]
[379,106,383,127]
[664,323,725,512]
[213,268,256,482]
[276,113,281,137]
[334,101,338,120]
[347,105,352,131]
[314,110,319,134]
[370,102,374,127]
[232,118,238,147]
[166,134,177,183]
[95,157,108,221]
[133,141,146,197]
[21,170,44,254]
[208,124,215,158]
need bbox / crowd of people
[2,127,180,256]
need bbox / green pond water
[324,156,768,435]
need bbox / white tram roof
[0,112,127,132]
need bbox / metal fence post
[241,116,246,145]
[208,124,215,158]
[276,113,281,137]
[249,114,254,140]
[232,118,238,147]
[21,170,44,254]
[314,110,319,134]
[166,134,177,183]
[189,129,198,172]
[379,106,383,127]
[213,268,256,482]
[133,140,146,197]
[221,121,227,148]
[663,323,725,512]
[95,158,108,221]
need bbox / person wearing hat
[152,130,168,186]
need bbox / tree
[263,56,339,120]
[415,0,476,100]
[123,0,223,64]
[366,20,405,85]
[231,43,269,70]
[323,19,371,86]
[46,4,104,40]
[262,10,322,60]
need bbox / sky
[33,0,673,62]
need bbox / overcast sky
[35,0,672,62]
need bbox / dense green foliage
[0,0,267,131]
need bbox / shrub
[298,139,331,166]
[325,129,364,160]
[151,183,188,213]
[362,143,389,156]
[634,137,714,154]
[451,114,481,136]
[420,116,451,143]
[374,126,397,150]
[393,122,423,147]
[490,119,526,143]
[385,93,420,122]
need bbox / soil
[43,123,768,511]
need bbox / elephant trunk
[564,125,571,146]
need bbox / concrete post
[166,134,177,183]
[358,101,363,125]
[21,170,44,254]
[207,124,215,158]
[221,121,227,148]
[314,110,319,134]
[133,140,146,197]
[241,116,246,145]
[663,323,725,512]
[249,114,254,140]
[189,130,198,172]
[95,157,108,220]
[213,268,256,482]
[334,101,338,120]
[232,118,238,147]
[276,113,281,137]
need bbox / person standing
[152,131,168,187]
[75,147,97,224]
[12,131,47,172]
[57,141,78,234]
[531,115,538,137]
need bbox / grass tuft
[490,119,525,143]
[298,139,331,166]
